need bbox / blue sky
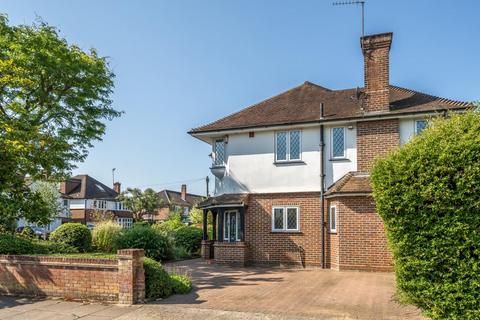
[3,0,479,195]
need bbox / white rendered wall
[214,125,357,195]
[399,116,427,145]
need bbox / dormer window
[275,130,301,162]
[213,138,226,166]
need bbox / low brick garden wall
[0,249,145,304]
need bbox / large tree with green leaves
[0,15,121,229]
[117,188,162,221]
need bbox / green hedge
[371,111,480,320]
[170,274,192,294]
[50,223,92,252]
[174,226,202,255]
[115,225,172,261]
[143,257,172,299]
[0,233,78,255]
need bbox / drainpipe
[319,103,326,268]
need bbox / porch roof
[198,193,249,209]
[325,171,372,198]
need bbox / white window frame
[116,217,133,229]
[274,130,302,162]
[331,127,346,159]
[414,119,428,135]
[329,205,337,233]
[271,206,300,232]
[213,138,226,167]
[223,210,240,242]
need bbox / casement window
[272,206,300,232]
[213,138,226,166]
[275,130,301,162]
[224,210,240,242]
[329,205,337,233]
[116,202,128,211]
[93,200,107,209]
[331,127,346,158]
[116,217,133,229]
[415,120,428,135]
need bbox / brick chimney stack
[361,32,393,113]
[114,182,121,194]
[181,184,187,201]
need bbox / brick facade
[327,196,393,272]
[245,192,322,267]
[357,119,399,171]
[214,242,247,266]
[0,249,145,304]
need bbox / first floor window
[272,206,299,232]
[415,119,428,135]
[329,206,337,233]
[331,127,346,158]
[275,130,301,162]
[224,210,239,242]
[213,138,226,166]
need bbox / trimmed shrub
[92,221,122,253]
[174,226,202,255]
[50,223,92,252]
[371,110,480,320]
[0,233,78,255]
[143,257,172,299]
[20,226,35,238]
[170,274,192,294]
[172,245,190,260]
[114,225,171,261]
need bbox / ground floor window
[272,206,300,232]
[329,205,337,233]
[117,217,133,229]
[224,210,240,242]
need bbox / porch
[198,194,249,266]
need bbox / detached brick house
[143,184,204,222]
[60,175,134,229]
[189,32,470,271]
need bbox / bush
[143,257,172,299]
[0,233,78,255]
[174,226,202,255]
[92,221,122,252]
[170,274,192,294]
[50,223,92,252]
[114,225,172,261]
[20,226,35,238]
[171,245,190,260]
[371,111,480,320]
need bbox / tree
[117,188,161,221]
[0,15,120,229]
[371,109,480,320]
[29,181,64,225]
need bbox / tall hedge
[371,110,480,320]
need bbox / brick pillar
[117,249,145,304]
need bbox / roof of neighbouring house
[189,82,471,134]
[325,171,372,196]
[157,190,205,207]
[61,175,118,200]
[197,193,249,209]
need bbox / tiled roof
[62,175,118,200]
[190,82,470,134]
[158,190,204,207]
[325,171,372,196]
[198,193,249,209]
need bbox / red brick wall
[214,242,247,266]
[357,119,399,171]
[245,192,322,267]
[328,196,393,272]
[0,249,145,304]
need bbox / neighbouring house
[144,184,204,223]
[189,32,471,271]
[60,175,134,229]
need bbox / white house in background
[60,174,134,229]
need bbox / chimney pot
[113,182,121,194]
[361,32,393,113]
[181,184,187,201]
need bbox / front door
[224,210,239,242]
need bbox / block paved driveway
[0,259,425,320]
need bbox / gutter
[319,103,326,269]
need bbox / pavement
[0,259,425,320]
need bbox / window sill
[271,231,302,234]
[329,231,337,234]
[273,161,306,166]
[329,158,349,162]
